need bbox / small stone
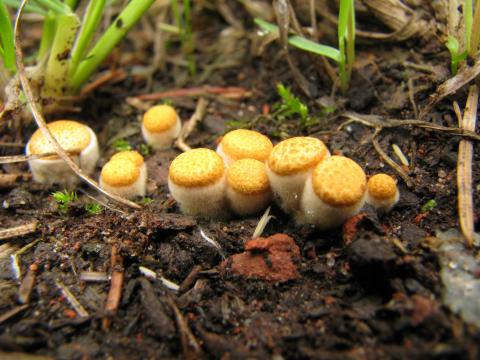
[221,234,300,282]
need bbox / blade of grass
[42,12,80,96]
[255,18,340,62]
[37,12,56,61]
[69,0,106,76]
[0,1,15,74]
[464,0,473,54]
[470,0,480,57]
[70,0,155,92]
[3,0,48,16]
[346,0,355,77]
[35,0,72,15]
[184,0,195,75]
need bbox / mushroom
[226,158,272,216]
[266,137,330,213]
[365,173,399,212]
[216,129,273,166]
[141,104,182,150]
[299,156,367,229]
[26,120,99,187]
[168,148,227,218]
[99,151,146,199]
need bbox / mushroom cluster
[168,129,399,227]
[25,104,179,196]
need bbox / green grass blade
[3,0,48,16]
[43,13,80,96]
[69,0,106,76]
[37,12,56,60]
[70,0,155,91]
[338,0,352,40]
[470,0,480,56]
[0,1,15,74]
[464,0,473,53]
[446,36,467,74]
[35,0,71,15]
[255,18,341,62]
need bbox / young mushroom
[142,104,182,150]
[99,151,147,199]
[168,148,227,218]
[366,173,399,212]
[226,159,272,216]
[266,137,330,213]
[299,156,367,229]
[216,129,273,166]
[26,120,99,187]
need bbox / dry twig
[0,221,38,241]
[56,280,89,318]
[456,85,478,247]
[103,245,124,330]
[175,97,208,152]
[0,304,29,325]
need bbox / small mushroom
[216,129,273,166]
[299,156,367,229]
[99,151,146,199]
[366,173,399,212]
[26,120,99,187]
[168,148,227,218]
[141,104,182,150]
[266,137,330,213]
[226,158,272,216]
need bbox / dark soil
[1,2,480,359]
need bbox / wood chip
[0,221,38,241]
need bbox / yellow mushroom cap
[367,174,397,200]
[220,129,273,162]
[268,137,329,176]
[312,156,366,207]
[28,120,91,156]
[227,159,270,195]
[100,158,140,187]
[111,150,144,167]
[169,148,225,187]
[143,105,179,133]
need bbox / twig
[0,152,68,164]
[80,69,126,97]
[0,221,38,241]
[13,1,140,210]
[371,128,413,187]
[77,188,127,215]
[0,173,31,188]
[166,295,203,359]
[456,85,478,247]
[18,264,37,304]
[56,280,89,318]
[135,86,250,101]
[0,304,29,325]
[420,54,480,119]
[10,239,41,280]
[179,265,202,294]
[340,112,480,141]
[175,97,208,152]
[103,245,124,330]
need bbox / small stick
[0,304,29,325]
[18,264,37,304]
[103,245,124,330]
[0,173,31,188]
[175,97,208,152]
[0,221,38,241]
[166,295,202,359]
[56,280,89,318]
[135,86,249,101]
[179,265,202,294]
[80,69,126,97]
[456,85,478,247]
[371,129,413,187]
[0,152,69,164]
